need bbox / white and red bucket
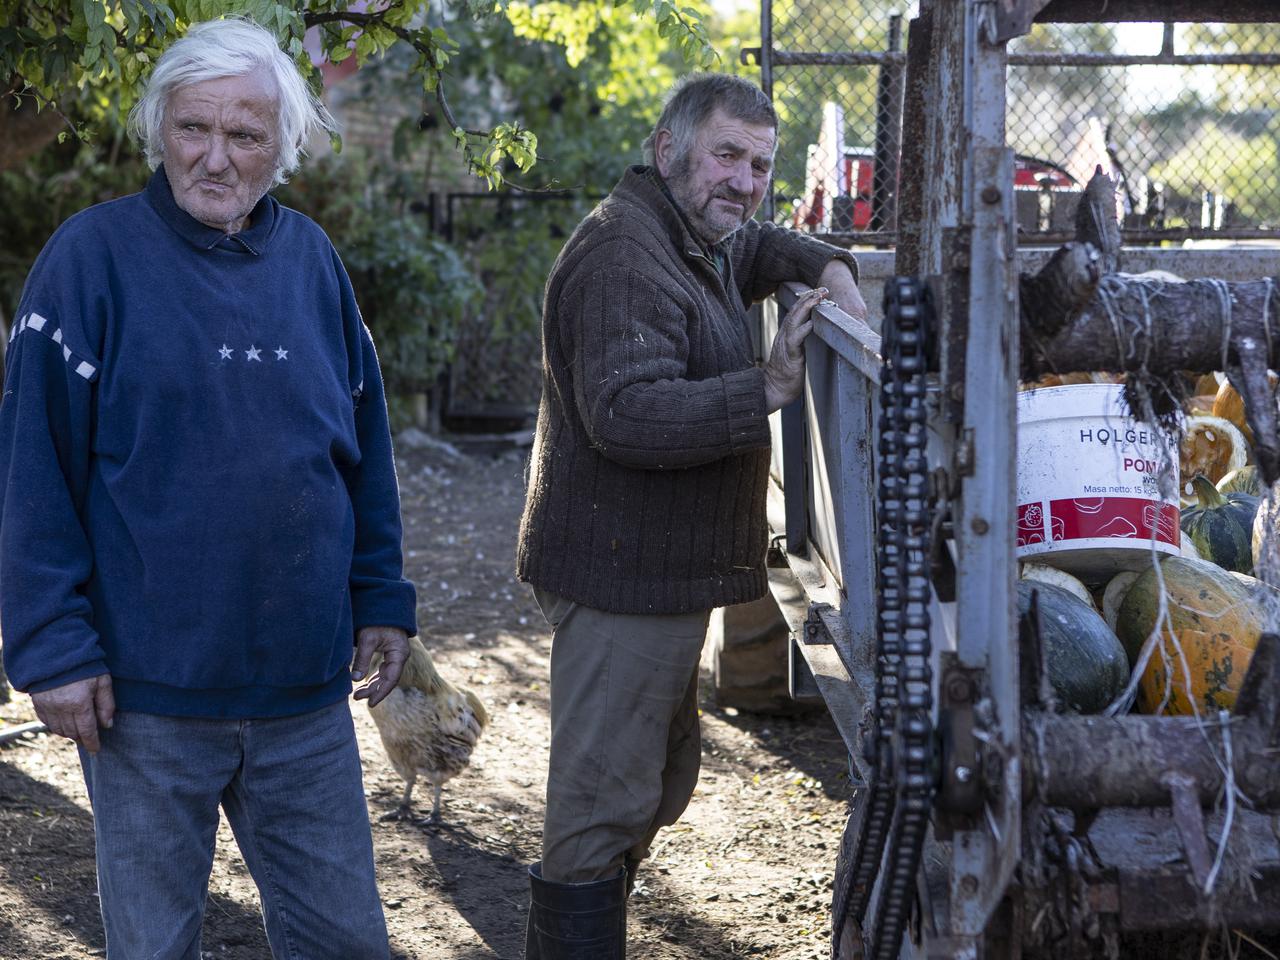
[1016,384,1180,578]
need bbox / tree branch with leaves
[0,0,717,184]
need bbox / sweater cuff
[821,249,860,286]
[724,367,772,453]
[352,580,419,638]
[798,246,858,288]
[24,660,110,695]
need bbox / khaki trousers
[534,588,711,884]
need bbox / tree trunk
[1022,273,1279,380]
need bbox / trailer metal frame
[761,1,1280,955]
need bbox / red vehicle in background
[793,147,1077,233]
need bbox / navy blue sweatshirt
[0,169,418,718]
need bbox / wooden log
[1022,273,1279,379]
[1019,170,1280,482]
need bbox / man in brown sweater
[516,73,865,958]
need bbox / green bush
[0,138,148,326]
[279,157,481,394]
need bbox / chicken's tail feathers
[464,688,490,730]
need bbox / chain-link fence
[747,2,1280,243]
[440,191,599,424]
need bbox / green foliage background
[275,157,481,395]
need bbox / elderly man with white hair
[0,18,415,959]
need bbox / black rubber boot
[527,862,626,959]
[525,901,539,960]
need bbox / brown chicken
[368,636,489,823]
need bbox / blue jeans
[79,701,389,960]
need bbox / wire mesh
[443,192,597,415]
[757,2,1280,240]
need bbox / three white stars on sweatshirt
[218,344,288,361]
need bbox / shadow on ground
[0,756,290,960]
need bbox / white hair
[128,17,335,185]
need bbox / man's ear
[653,129,674,177]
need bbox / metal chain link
[830,277,934,960]
[869,278,935,960]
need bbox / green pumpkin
[1180,474,1259,574]
[1016,580,1129,714]
[1217,465,1263,498]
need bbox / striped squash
[1115,557,1262,715]
[1217,465,1262,498]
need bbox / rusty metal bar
[808,225,1280,247]
[740,49,902,67]
[1027,226,1280,243]
[758,0,774,225]
[742,49,1280,68]
[810,231,899,247]
[0,720,47,745]
[994,0,1057,42]
[948,0,1023,933]
[894,12,932,277]
[871,15,905,233]
[1013,51,1280,66]
[1037,0,1280,23]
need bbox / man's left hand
[351,626,409,708]
[819,259,868,323]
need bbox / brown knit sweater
[515,166,858,614]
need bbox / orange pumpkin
[1212,373,1279,447]
[1115,557,1262,715]
[1191,372,1222,397]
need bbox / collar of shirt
[632,166,733,282]
[144,166,278,255]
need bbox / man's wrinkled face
[162,73,280,235]
[656,108,775,246]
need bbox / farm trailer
[747,1,1280,957]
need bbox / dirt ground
[0,441,854,960]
